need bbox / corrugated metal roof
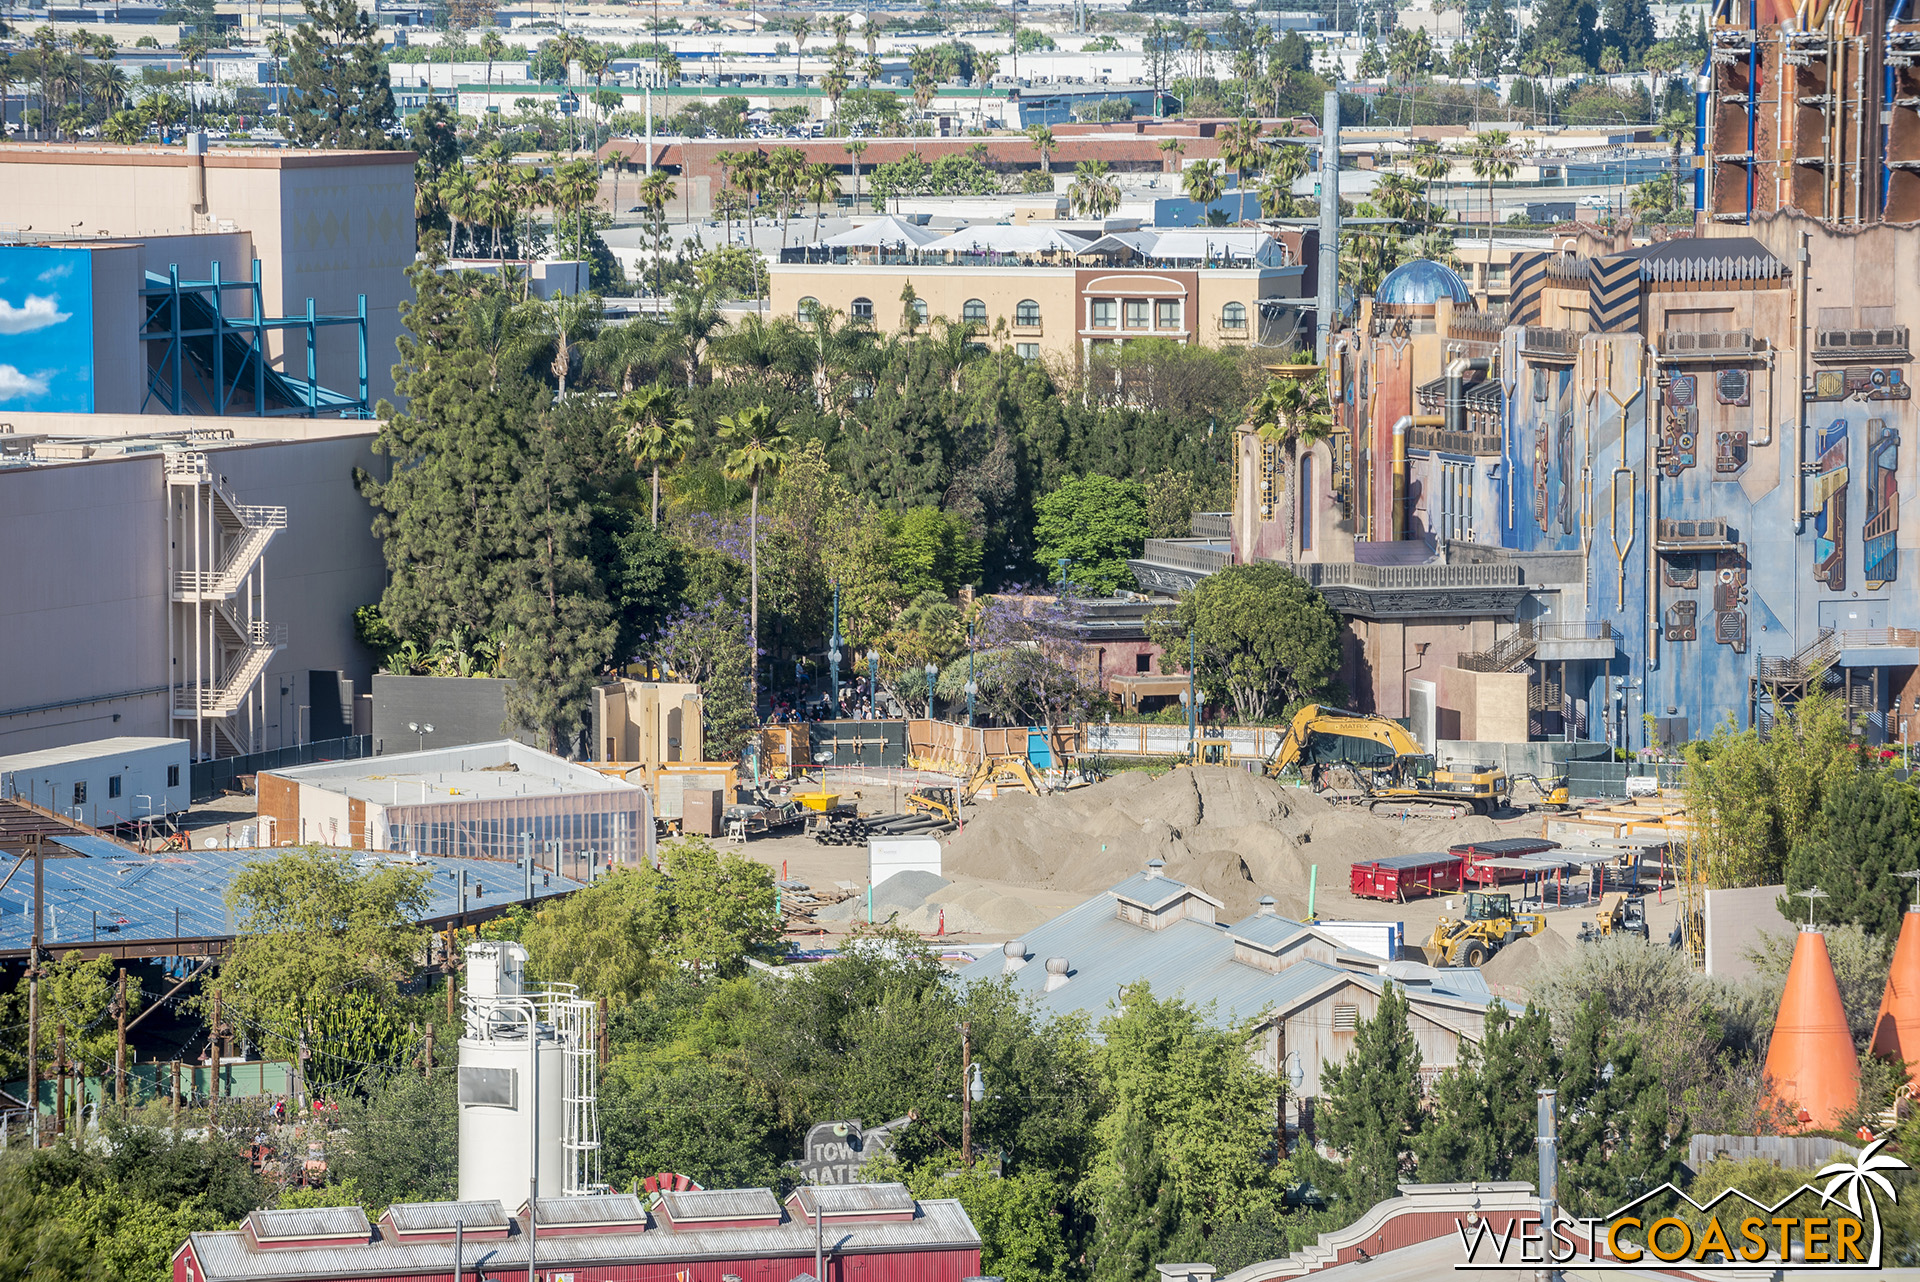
[1450,837,1559,856]
[1107,871,1223,911]
[527,1193,647,1225]
[244,1207,370,1242]
[957,883,1513,1032]
[1222,914,1309,950]
[795,1183,916,1215]
[184,1198,982,1281]
[659,1187,782,1223]
[1357,851,1460,871]
[384,1199,508,1233]
[0,847,588,958]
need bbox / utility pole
[423,1023,434,1079]
[208,988,221,1130]
[115,967,127,1116]
[28,834,41,1147]
[54,1024,66,1141]
[959,1021,973,1170]
[172,1060,181,1128]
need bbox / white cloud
[0,294,72,335]
[37,261,75,284]
[0,365,51,401]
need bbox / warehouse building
[0,415,385,761]
[256,741,656,872]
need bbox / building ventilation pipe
[1043,957,1071,992]
[1144,859,1164,880]
[1257,896,1277,916]
[185,131,209,220]
[1002,940,1030,974]
[1446,357,1490,437]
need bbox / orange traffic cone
[1765,927,1860,1131]
[1872,904,1920,1087]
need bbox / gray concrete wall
[372,675,541,754]
[1433,739,1600,776]
[0,425,385,758]
[1705,883,1793,979]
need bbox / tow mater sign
[791,1117,912,1185]
[1454,1139,1909,1271]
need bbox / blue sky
[0,247,93,412]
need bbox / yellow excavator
[960,755,1048,802]
[1264,704,1510,816]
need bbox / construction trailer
[0,737,191,829]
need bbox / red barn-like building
[172,1186,983,1282]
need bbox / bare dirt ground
[733,767,1684,977]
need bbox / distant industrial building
[0,415,385,760]
[0,140,415,409]
[257,741,656,871]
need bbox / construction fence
[1563,757,1686,800]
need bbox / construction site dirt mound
[944,767,1515,921]
[1479,927,1579,987]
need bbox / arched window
[1221,301,1248,330]
[963,298,987,323]
[851,296,874,321]
[1015,299,1041,326]
[912,298,929,323]
[798,296,821,322]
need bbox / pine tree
[1557,997,1685,1217]
[1526,0,1602,68]
[1597,0,1656,68]
[1319,982,1426,1208]
[501,400,618,756]
[1481,0,1517,61]
[1092,1097,1184,1282]
[361,261,540,648]
[1415,1002,1555,1184]
[281,0,397,149]
[1782,769,1920,936]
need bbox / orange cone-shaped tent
[1872,905,1920,1086]
[1764,927,1859,1130]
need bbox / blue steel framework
[140,258,370,418]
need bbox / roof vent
[1145,859,1165,879]
[1257,896,1277,916]
[1003,939,1029,973]
[1043,957,1071,992]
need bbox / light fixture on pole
[925,662,938,717]
[965,621,977,727]
[829,583,843,719]
[408,722,434,752]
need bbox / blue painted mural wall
[0,247,94,413]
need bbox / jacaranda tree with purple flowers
[646,597,756,758]
[969,586,1099,754]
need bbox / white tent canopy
[921,225,1096,255]
[819,216,942,249]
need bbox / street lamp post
[965,621,977,727]
[1186,629,1196,757]
[829,582,843,720]
[925,662,938,718]
[867,648,879,718]
[408,722,434,752]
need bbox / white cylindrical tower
[456,943,570,1207]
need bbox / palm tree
[1026,124,1056,175]
[1411,144,1451,226]
[908,49,937,115]
[804,161,838,239]
[974,52,999,132]
[1182,158,1225,212]
[789,16,812,86]
[637,167,676,294]
[1659,104,1697,205]
[1219,115,1264,218]
[716,404,793,720]
[1468,129,1517,274]
[1598,46,1624,77]
[1248,371,1334,559]
[823,57,850,132]
[480,31,506,117]
[542,292,603,398]
[1068,159,1120,219]
[465,291,543,386]
[665,280,729,391]
[845,138,869,208]
[1158,137,1186,174]
[619,381,693,526]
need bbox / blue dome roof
[1375,259,1472,308]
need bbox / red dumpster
[1349,851,1465,902]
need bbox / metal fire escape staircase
[167,451,287,757]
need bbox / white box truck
[0,737,192,829]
